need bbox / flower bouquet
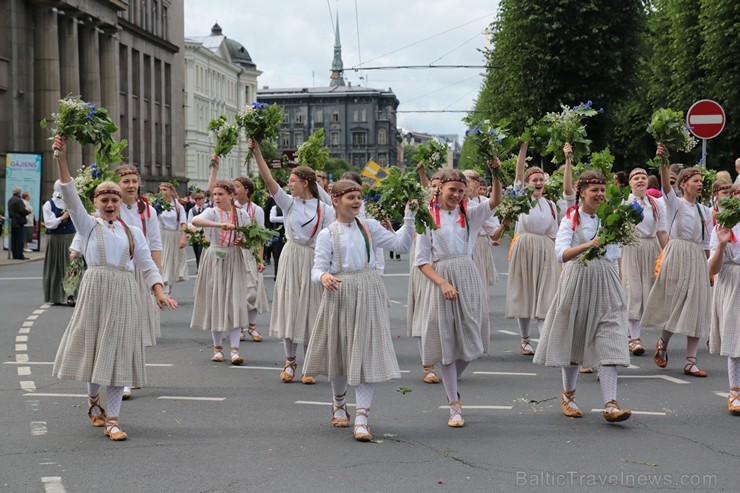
[184,225,209,248]
[368,168,436,234]
[63,257,85,296]
[208,115,240,167]
[542,101,599,164]
[699,166,717,201]
[577,185,644,265]
[296,128,329,170]
[73,162,117,212]
[463,118,518,181]
[519,117,550,156]
[363,189,390,223]
[413,140,447,173]
[41,96,127,164]
[235,102,284,143]
[495,154,520,189]
[495,185,536,225]
[646,108,698,169]
[715,196,740,231]
[145,192,173,213]
[543,170,564,206]
[235,223,278,265]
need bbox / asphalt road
[0,243,736,492]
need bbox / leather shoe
[653,338,668,368]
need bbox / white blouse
[235,200,265,228]
[626,193,667,238]
[709,224,740,265]
[192,207,251,247]
[664,188,711,249]
[515,196,559,239]
[555,209,620,266]
[42,197,68,230]
[311,213,415,283]
[273,187,335,244]
[414,200,495,266]
[158,202,187,231]
[60,182,162,289]
[187,204,209,226]
[120,201,163,252]
[468,195,499,235]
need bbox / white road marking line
[437,405,513,410]
[28,315,39,320]
[19,328,31,334]
[30,422,48,436]
[619,375,690,384]
[382,273,410,277]
[33,309,46,315]
[626,364,640,369]
[20,381,37,391]
[24,393,86,398]
[389,300,402,304]
[145,363,173,367]
[16,354,29,363]
[16,335,29,342]
[590,409,667,416]
[42,476,66,493]
[18,367,31,376]
[497,330,518,336]
[25,400,41,411]
[4,361,52,365]
[713,391,730,398]
[295,400,357,407]
[0,277,43,280]
[16,344,28,351]
[530,338,540,343]
[22,321,34,327]
[230,366,280,371]
[39,463,57,466]
[157,396,226,401]
[474,371,537,376]
[41,303,52,309]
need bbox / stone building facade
[0,0,185,199]
[184,23,261,189]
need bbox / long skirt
[505,233,559,319]
[52,266,146,387]
[472,234,498,286]
[241,250,270,314]
[421,256,489,366]
[160,228,188,285]
[136,267,160,347]
[191,246,250,331]
[43,233,74,304]
[533,258,630,368]
[304,269,400,386]
[622,237,661,321]
[406,239,430,337]
[709,263,740,358]
[641,239,710,338]
[268,241,321,344]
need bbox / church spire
[329,13,345,87]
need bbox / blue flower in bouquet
[86,102,96,120]
[89,163,102,179]
[252,102,265,109]
[629,201,644,221]
[488,129,496,135]
[599,107,604,114]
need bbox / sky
[183,0,499,143]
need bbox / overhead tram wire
[428,32,482,65]
[396,110,485,113]
[354,0,365,86]
[349,64,492,71]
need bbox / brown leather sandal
[628,337,645,356]
[104,417,128,441]
[301,374,317,385]
[230,347,244,365]
[211,345,225,362]
[728,387,740,416]
[447,400,465,428]
[87,394,107,427]
[422,365,440,384]
[247,323,263,342]
[519,339,535,356]
[654,337,668,368]
[353,408,373,441]
[560,390,583,418]
[280,357,296,383]
[331,392,350,428]
[601,400,631,423]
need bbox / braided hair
[568,170,606,229]
[291,166,320,199]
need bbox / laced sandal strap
[604,399,620,411]
[333,391,347,401]
[684,356,698,370]
[657,337,667,351]
[355,407,370,418]
[87,394,106,417]
[562,390,577,405]
[283,357,297,370]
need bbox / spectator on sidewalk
[8,187,29,259]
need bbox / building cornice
[119,18,180,53]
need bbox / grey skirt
[621,237,661,321]
[710,262,740,358]
[160,228,188,284]
[533,258,630,368]
[473,234,499,286]
[505,232,559,320]
[43,233,75,304]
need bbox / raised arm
[206,155,220,194]
[563,143,574,198]
[514,141,529,185]
[657,144,671,196]
[52,136,73,185]
[487,157,502,210]
[416,161,430,189]
[248,139,279,196]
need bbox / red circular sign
[686,99,725,140]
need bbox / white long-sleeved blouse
[626,193,667,238]
[192,206,251,247]
[120,201,163,252]
[555,208,620,266]
[515,196,559,239]
[158,201,187,231]
[273,187,335,245]
[709,224,740,265]
[664,188,711,249]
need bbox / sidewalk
[0,235,46,266]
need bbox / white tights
[330,377,374,425]
[729,357,740,406]
[628,319,641,340]
[87,383,124,418]
[212,328,241,349]
[283,338,308,377]
[248,310,257,325]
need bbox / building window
[352,132,367,145]
[378,153,387,165]
[281,133,290,147]
[295,112,303,123]
[283,111,289,123]
[332,111,339,122]
[141,0,148,30]
[295,132,304,146]
[377,128,387,145]
[162,6,168,40]
[129,0,138,23]
[152,1,158,36]
[353,110,359,122]
[315,110,323,123]
[353,155,363,167]
[361,109,367,122]
[331,131,340,146]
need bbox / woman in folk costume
[250,138,335,384]
[190,180,253,365]
[641,145,712,377]
[533,169,632,423]
[415,163,502,428]
[621,168,668,356]
[462,169,500,286]
[115,165,164,400]
[708,183,740,415]
[506,142,572,356]
[304,180,415,441]
[156,182,188,295]
[42,180,76,305]
[50,136,177,441]
[711,180,734,224]
[408,167,443,384]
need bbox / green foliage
[363,168,437,234]
[208,115,240,165]
[325,158,354,181]
[413,140,447,173]
[495,185,537,224]
[296,128,330,170]
[235,223,278,266]
[541,102,599,164]
[715,196,740,230]
[587,148,616,184]
[646,108,698,167]
[184,226,209,248]
[235,102,284,142]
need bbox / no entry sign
[686,99,725,140]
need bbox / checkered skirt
[406,239,431,337]
[135,266,160,346]
[505,232,559,320]
[160,228,188,284]
[241,249,270,314]
[473,234,499,286]
[621,237,661,321]
[710,262,740,357]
